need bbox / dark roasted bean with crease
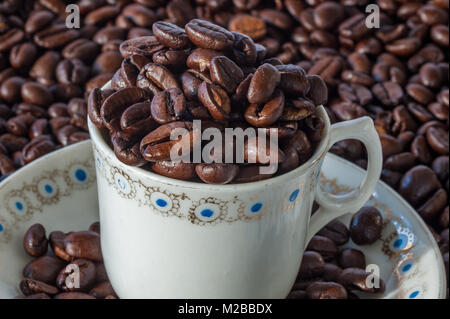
[64,231,103,262]
[350,207,384,245]
[338,268,385,294]
[23,224,48,257]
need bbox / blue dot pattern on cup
[44,184,53,193]
[251,203,263,213]
[201,209,214,218]
[117,178,126,190]
[409,291,419,299]
[75,169,87,182]
[0,224,3,232]
[289,189,299,202]
[156,199,167,208]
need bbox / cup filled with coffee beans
[87,19,383,298]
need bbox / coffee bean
[210,56,244,93]
[137,63,179,94]
[245,89,285,127]
[151,88,187,124]
[229,14,267,41]
[23,256,66,284]
[232,32,257,67]
[10,42,38,69]
[306,282,348,299]
[432,156,449,182]
[21,82,53,107]
[152,21,189,50]
[276,64,309,97]
[386,37,422,56]
[306,236,338,261]
[62,39,99,63]
[152,161,196,181]
[34,25,80,49]
[54,292,96,299]
[140,121,193,162]
[298,251,325,279]
[120,36,165,58]
[407,83,435,105]
[64,231,103,262]
[306,74,328,105]
[23,224,48,257]
[101,87,150,132]
[22,135,57,164]
[338,248,366,269]
[431,24,449,47]
[418,188,448,220]
[89,281,117,299]
[411,135,433,164]
[187,48,223,72]
[198,81,231,122]
[350,207,383,245]
[317,220,350,246]
[383,152,416,173]
[338,268,385,294]
[426,126,449,155]
[195,163,239,184]
[247,63,280,104]
[20,278,59,296]
[314,2,345,30]
[322,263,343,282]
[56,259,96,292]
[234,165,273,183]
[399,165,442,207]
[372,82,404,107]
[49,231,71,261]
[0,28,25,52]
[186,19,234,51]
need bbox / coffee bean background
[20,222,117,299]
[0,0,448,298]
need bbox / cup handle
[306,116,382,244]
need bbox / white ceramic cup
[88,83,382,298]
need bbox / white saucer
[0,141,446,299]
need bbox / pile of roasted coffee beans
[288,206,386,299]
[20,222,117,299]
[1,0,448,297]
[88,18,327,184]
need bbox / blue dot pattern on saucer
[75,169,87,182]
[156,199,167,207]
[0,224,3,232]
[44,184,53,193]
[251,203,262,213]
[409,291,419,299]
[402,263,412,273]
[15,202,23,210]
[201,209,214,218]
